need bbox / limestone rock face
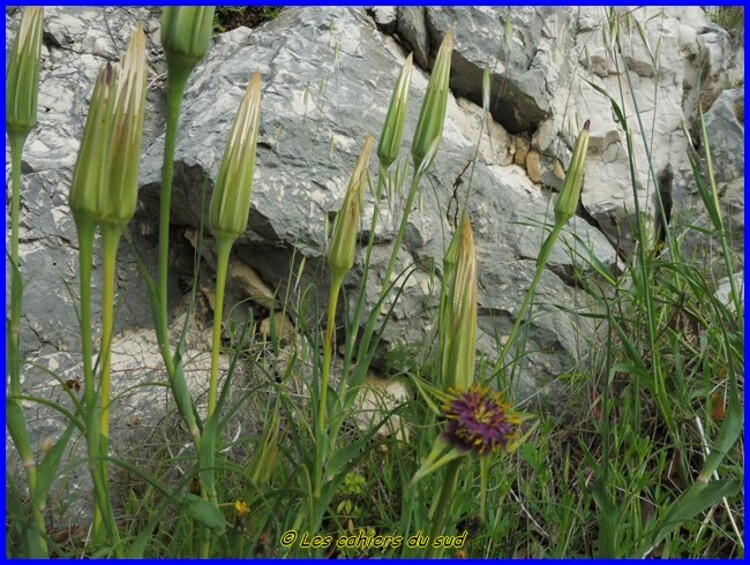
[6,7,743,430]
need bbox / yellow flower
[234,500,250,517]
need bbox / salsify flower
[441,384,521,456]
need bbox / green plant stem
[319,276,343,432]
[381,171,422,298]
[8,133,27,395]
[157,73,188,367]
[154,70,202,445]
[698,112,741,314]
[349,169,423,388]
[495,222,563,374]
[208,236,233,417]
[75,219,111,551]
[98,224,122,476]
[340,166,388,397]
[76,218,97,481]
[7,132,48,555]
[426,458,461,558]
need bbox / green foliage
[707,6,744,38]
[213,7,283,33]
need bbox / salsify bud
[328,135,374,279]
[6,8,44,138]
[377,53,413,169]
[101,24,148,228]
[445,214,477,392]
[161,7,215,78]
[411,30,453,173]
[69,63,118,224]
[438,223,461,389]
[554,120,590,225]
[209,72,262,242]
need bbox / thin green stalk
[157,73,188,366]
[426,458,461,558]
[495,222,563,374]
[318,278,343,434]
[76,221,123,556]
[698,111,741,314]
[341,166,388,397]
[9,133,26,395]
[76,219,103,547]
[611,32,675,439]
[7,131,47,555]
[153,71,203,451]
[208,237,232,417]
[351,169,423,378]
[381,171,422,296]
[98,225,122,467]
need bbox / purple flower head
[441,385,521,456]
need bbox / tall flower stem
[208,236,233,417]
[77,219,119,552]
[381,171,422,297]
[157,73,188,365]
[426,458,461,558]
[98,225,122,461]
[496,221,564,373]
[7,131,48,554]
[8,133,25,387]
[314,275,344,500]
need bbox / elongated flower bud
[412,30,453,172]
[101,24,148,228]
[209,72,262,241]
[69,63,118,224]
[378,53,413,169]
[6,8,44,138]
[161,7,215,79]
[328,135,374,279]
[554,120,590,225]
[438,222,461,388]
[445,215,477,392]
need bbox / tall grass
[6,7,743,558]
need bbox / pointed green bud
[6,8,44,139]
[209,72,262,241]
[438,222,461,389]
[328,135,374,279]
[445,215,477,392]
[101,24,148,228]
[161,7,215,79]
[377,53,413,169]
[411,30,453,172]
[555,120,590,225]
[69,63,118,224]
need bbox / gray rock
[136,8,617,409]
[369,7,397,35]
[426,7,576,134]
[674,89,744,280]
[396,7,430,69]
